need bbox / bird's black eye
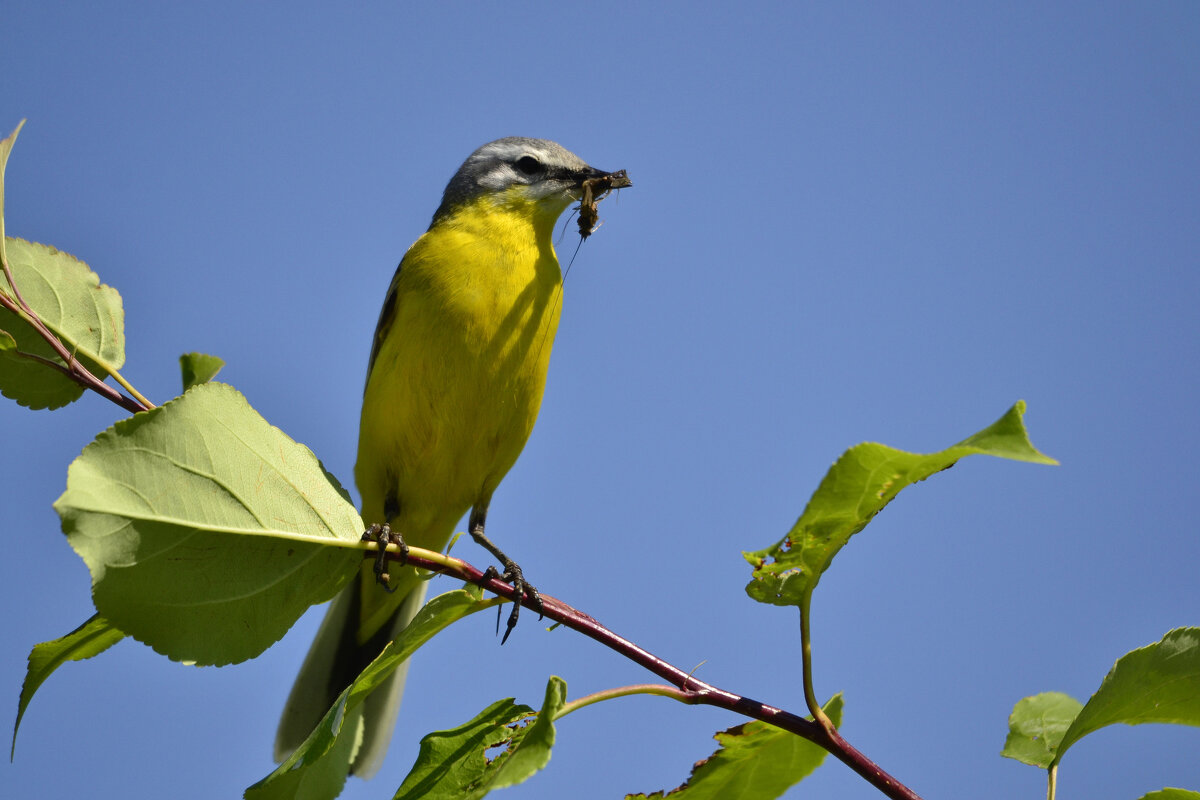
[515,155,541,175]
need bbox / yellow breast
[354,192,564,555]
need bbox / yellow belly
[353,198,563,633]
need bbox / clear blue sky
[3,3,1199,799]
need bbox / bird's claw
[362,523,407,592]
[483,561,543,644]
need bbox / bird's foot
[482,560,543,644]
[362,523,407,592]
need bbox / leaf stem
[799,590,836,734]
[105,366,154,409]
[1046,764,1057,800]
[555,684,693,719]
[366,544,925,800]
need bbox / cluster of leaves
[1002,629,1200,800]
[4,121,1198,800]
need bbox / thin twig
[368,543,924,800]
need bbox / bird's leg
[469,506,542,644]
[362,523,408,592]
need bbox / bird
[274,137,630,778]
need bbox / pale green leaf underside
[0,236,125,409]
[1055,627,1200,762]
[245,589,497,800]
[627,695,844,800]
[744,402,1056,607]
[55,382,363,666]
[1000,691,1083,767]
[12,614,125,757]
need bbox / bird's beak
[584,167,632,190]
[570,167,632,199]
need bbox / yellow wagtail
[274,138,630,777]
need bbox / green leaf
[0,237,126,409]
[0,120,26,265]
[485,675,565,791]
[1138,790,1200,800]
[1000,691,1083,767]
[54,381,363,666]
[394,674,566,800]
[392,698,535,800]
[12,614,125,758]
[245,589,497,800]
[180,352,225,391]
[744,402,1056,607]
[627,694,844,800]
[1054,627,1200,762]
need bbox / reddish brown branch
[0,286,146,415]
[372,547,924,800]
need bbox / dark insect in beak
[577,169,631,239]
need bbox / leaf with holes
[393,676,566,800]
[744,402,1056,608]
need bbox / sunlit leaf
[744,402,1055,607]
[1055,628,1200,762]
[1137,790,1200,800]
[1000,691,1083,768]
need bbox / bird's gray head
[431,137,616,225]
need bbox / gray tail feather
[274,578,429,779]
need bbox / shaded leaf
[55,382,362,665]
[393,676,561,800]
[12,614,125,757]
[1000,691,1083,767]
[180,352,225,391]
[1055,628,1200,762]
[392,698,535,800]
[485,675,565,791]
[245,589,497,800]
[0,237,125,409]
[394,674,566,800]
[744,402,1055,607]
[246,688,363,800]
[627,695,843,800]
